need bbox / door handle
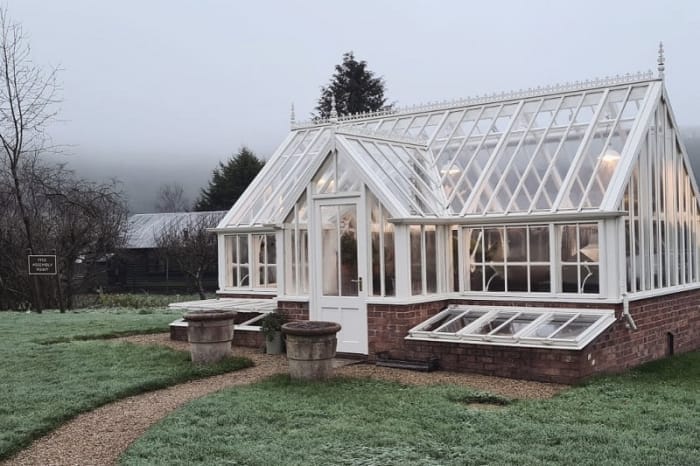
[350,277,363,292]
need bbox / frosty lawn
[123,353,700,466]
[0,309,252,460]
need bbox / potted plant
[260,311,286,354]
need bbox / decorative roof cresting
[657,41,665,80]
[292,69,657,129]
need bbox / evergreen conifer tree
[315,51,388,119]
[194,147,264,211]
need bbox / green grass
[122,352,700,466]
[0,309,252,460]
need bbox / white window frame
[222,232,277,292]
[407,305,616,350]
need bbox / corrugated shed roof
[125,211,227,249]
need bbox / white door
[312,197,368,354]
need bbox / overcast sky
[8,0,700,212]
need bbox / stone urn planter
[183,309,237,364]
[282,321,341,380]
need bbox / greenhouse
[213,52,700,382]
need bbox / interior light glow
[601,149,621,163]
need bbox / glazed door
[312,198,368,354]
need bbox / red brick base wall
[366,290,700,384]
[234,329,265,349]
[277,301,310,322]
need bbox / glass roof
[220,76,664,228]
[343,81,656,216]
[408,305,616,350]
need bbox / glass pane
[384,221,395,296]
[471,312,517,335]
[338,204,358,296]
[410,226,422,294]
[267,267,276,287]
[507,265,528,292]
[493,313,539,336]
[266,234,276,263]
[425,226,437,293]
[506,227,527,262]
[580,265,599,293]
[529,226,549,262]
[314,153,336,194]
[370,197,381,296]
[529,314,572,338]
[336,152,363,192]
[552,315,599,339]
[562,265,578,293]
[240,266,249,287]
[437,311,486,333]
[452,229,459,292]
[484,228,505,262]
[320,206,339,296]
[299,229,309,294]
[530,265,551,292]
[560,225,578,262]
[418,310,462,332]
[239,236,249,265]
[579,224,599,262]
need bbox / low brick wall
[277,300,310,322]
[234,329,265,349]
[367,290,700,384]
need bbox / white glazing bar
[334,138,405,218]
[552,89,610,212]
[354,139,425,215]
[462,101,526,215]
[425,111,452,147]
[379,204,386,296]
[483,98,549,213]
[630,174,638,292]
[487,312,522,336]
[383,144,443,208]
[602,84,659,211]
[393,225,411,298]
[577,86,633,211]
[670,123,679,285]
[447,104,504,207]
[429,109,467,161]
[655,106,663,288]
[497,96,561,213]
[441,106,487,186]
[643,130,652,290]
[250,130,325,225]
[547,313,581,339]
[527,94,588,213]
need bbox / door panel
[313,198,368,354]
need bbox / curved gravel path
[3,333,567,466]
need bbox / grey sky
[8,0,700,211]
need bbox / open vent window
[408,305,616,350]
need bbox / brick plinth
[366,290,700,384]
[234,329,265,349]
[277,301,310,322]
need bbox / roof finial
[657,41,665,80]
[290,102,295,127]
[330,94,338,123]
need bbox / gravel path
[4,333,567,466]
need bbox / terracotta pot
[184,310,236,364]
[282,321,341,380]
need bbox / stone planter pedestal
[183,310,237,364]
[282,321,341,380]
